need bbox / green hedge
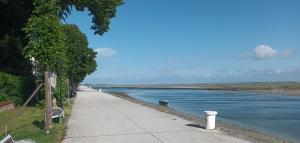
[0,72,34,105]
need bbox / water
[99,88,300,142]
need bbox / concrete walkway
[63,86,251,143]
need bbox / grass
[0,103,72,143]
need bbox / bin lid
[204,111,218,116]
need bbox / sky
[64,0,300,84]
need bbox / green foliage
[0,72,35,104]
[1,0,121,105]
[60,0,123,35]
[23,0,67,71]
[0,72,24,104]
[37,100,46,109]
[32,0,61,16]
[62,24,97,84]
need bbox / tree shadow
[32,120,44,130]
[186,123,206,129]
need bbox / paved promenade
[62,86,251,143]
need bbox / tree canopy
[60,0,123,35]
[0,0,122,104]
[62,24,97,85]
[23,0,67,71]
[0,0,123,75]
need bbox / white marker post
[204,111,218,129]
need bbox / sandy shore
[107,91,291,143]
[253,89,300,96]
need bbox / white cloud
[94,48,117,59]
[254,45,278,59]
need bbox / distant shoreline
[89,82,300,96]
[107,91,291,143]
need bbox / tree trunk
[44,71,52,132]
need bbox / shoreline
[107,87,300,96]
[89,82,300,96]
[107,91,291,143]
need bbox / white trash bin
[204,111,218,129]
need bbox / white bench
[0,134,35,143]
[51,107,64,123]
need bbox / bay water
[98,88,300,142]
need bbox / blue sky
[64,0,300,84]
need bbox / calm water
[99,88,300,142]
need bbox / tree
[1,0,123,75]
[60,0,123,35]
[62,24,96,93]
[1,0,122,107]
[23,0,67,131]
[23,0,70,71]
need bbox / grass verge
[0,102,72,143]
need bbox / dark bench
[51,107,64,123]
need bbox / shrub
[0,72,23,104]
[0,72,35,105]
